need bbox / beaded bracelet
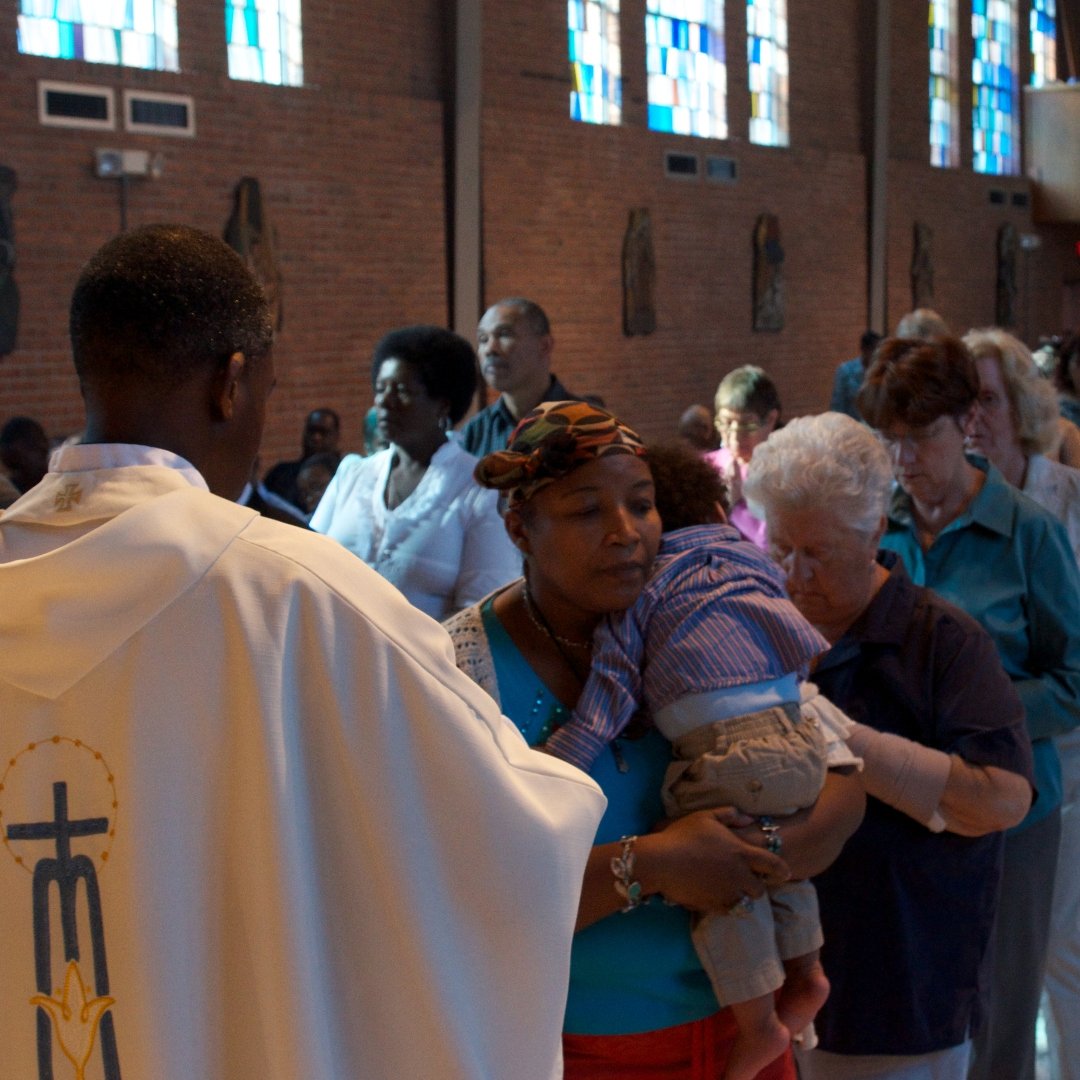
[611,834,644,912]
[758,815,782,854]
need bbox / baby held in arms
[542,443,859,1080]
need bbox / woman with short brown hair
[857,335,1080,1080]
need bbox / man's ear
[539,334,554,364]
[212,352,246,421]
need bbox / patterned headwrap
[474,400,647,508]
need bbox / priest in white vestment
[0,225,605,1080]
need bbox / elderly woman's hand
[574,808,789,931]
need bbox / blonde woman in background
[963,327,1080,1080]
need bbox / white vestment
[0,444,605,1080]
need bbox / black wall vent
[39,81,115,130]
[706,155,737,183]
[665,151,700,179]
[124,91,195,137]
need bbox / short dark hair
[371,325,479,424]
[646,441,729,532]
[70,224,273,395]
[0,415,48,450]
[298,450,340,475]
[857,335,979,430]
[860,330,883,354]
[714,365,781,421]
[307,408,340,431]
[492,297,551,337]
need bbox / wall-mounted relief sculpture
[911,221,934,310]
[623,208,657,336]
[752,213,784,331]
[996,222,1018,328]
[0,166,19,358]
[224,177,283,332]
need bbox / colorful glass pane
[747,0,788,147]
[570,0,622,125]
[972,0,1018,174]
[645,0,726,138]
[227,0,303,87]
[18,0,179,70]
[929,0,958,167]
[1030,0,1057,87]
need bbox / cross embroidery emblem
[7,781,121,1079]
[53,483,82,512]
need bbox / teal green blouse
[880,460,1080,830]
[479,598,718,1035]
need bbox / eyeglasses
[876,416,957,452]
[716,414,765,435]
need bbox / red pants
[564,1009,796,1080]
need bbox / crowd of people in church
[3,226,1080,1080]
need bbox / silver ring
[726,893,755,917]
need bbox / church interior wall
[0,0,450,464]
[0,0,1076,462]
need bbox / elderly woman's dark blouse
[811,552,1034,1055]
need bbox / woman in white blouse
[311,325,520,620]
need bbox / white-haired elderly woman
[744,412,1034,1080]
[963,326,1080,1080]
[962,327,1080,564]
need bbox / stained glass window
[1030,0,1057,87]
[972,0,1018,175]
[747,0,788,147]
[930,0,959,167]
[570,0,622,124]
[18,0,179,71]
[645,0,726,138]
[227,0,303,86]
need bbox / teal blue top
[880,460,1080,830]
[479,598,718,1035]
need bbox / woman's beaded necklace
[522,584,594,683]
[521,585,592,651]
[518,586,630,771]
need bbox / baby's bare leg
[722,993,790,1080]
[776,949,829,1044]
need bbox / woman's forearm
[733,769,865,880]
[575,839,639,931]
[938,759,1033,835]
[848,721,1032,836]
[574,808,789,932]
[780,768,865,878]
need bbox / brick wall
[480,0,1078,443]
[0,0,448,465]
[1,0,1077,465]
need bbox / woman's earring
[439,415,451,433]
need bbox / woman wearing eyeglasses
[857,334,1080,1080]
[705,365,781,549]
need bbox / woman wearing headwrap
[445,401,864,1080]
